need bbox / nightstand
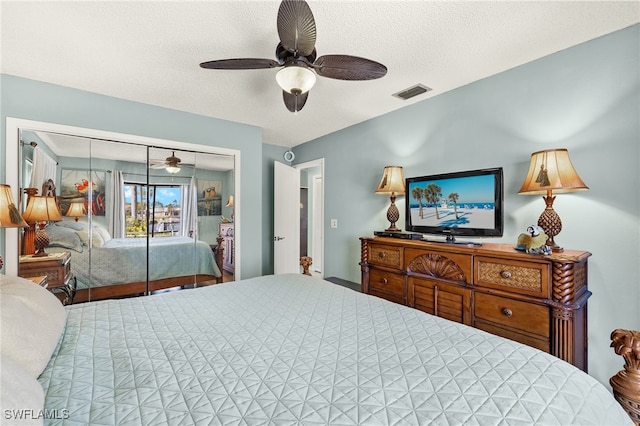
[24,275,48,288]
[19,252,76,305]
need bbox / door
[274,161,300,274]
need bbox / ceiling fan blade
[277,0,316,57]
[150,163,168,169]
[313,55,388,80]
[200,58,280,70]
[283,90,309,113]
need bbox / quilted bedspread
[49,236,220,289]
[38,274,630,425]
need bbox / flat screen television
[405,167,503,243]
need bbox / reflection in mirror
[194,150,235,282]
[300,165,322,276]
[17,127,235,304]
[146,146,201,296]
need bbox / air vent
[392,84,432,100]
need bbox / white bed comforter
[38,274,631,425]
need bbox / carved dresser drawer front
[368,244,402,268]
[475,257,549,298]
[369,269,405,299]
[405,248,472,284]
[474,292,550,338]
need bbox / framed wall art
[60,169,107,216]
[197,179,222,216]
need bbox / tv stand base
[423,235,482,247]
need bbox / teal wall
[292,24,640,385]
[0,74,263,279]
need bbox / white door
[274,161,300,274]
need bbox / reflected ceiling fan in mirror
[149,152,183,174]
[199,0,387,113]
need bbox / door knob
[274,236,285,241]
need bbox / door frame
[295,158,324,278]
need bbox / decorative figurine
[516,225,551,255]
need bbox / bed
[0,274,632,425]
[43,222,223,302]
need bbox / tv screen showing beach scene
[405,168,503,237]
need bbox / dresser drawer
[475,322,550,353]
[368,244,402,268]
[474,292,550,338]
[369,269,405,299]
[475,257,549,298]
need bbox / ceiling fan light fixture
[165,164,181,174]
[276,65,316,94]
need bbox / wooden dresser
[360,236,591,371]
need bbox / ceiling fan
[149,152,183,174]
[199,0,388,113]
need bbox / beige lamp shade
[375,166,406,195]
[65,201,87,221]
[21,195,62,257]
[518,149,588,195]
[0,184,28,228]
[22,196,63,223]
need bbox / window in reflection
[124,183,183,238]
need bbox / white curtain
[181,177,198,238]
[29,147,57,193]
[108,170,126,238]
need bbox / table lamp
[66,200,87,222]
[22,195,63,257]
[375,166,405,232]
[226,195,234,221]
[518,148,588,252]
[22,187,40,255]
[0,184,29,269]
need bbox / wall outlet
[330,219,338,229]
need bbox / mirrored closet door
[14,123,236,303]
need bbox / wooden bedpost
[610,329,640,425]
[215,235,224,283]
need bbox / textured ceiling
[2,1,638,148]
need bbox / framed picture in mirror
[60,169,106,216]
[197,180,222,216]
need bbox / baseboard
[324,276,361,292]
